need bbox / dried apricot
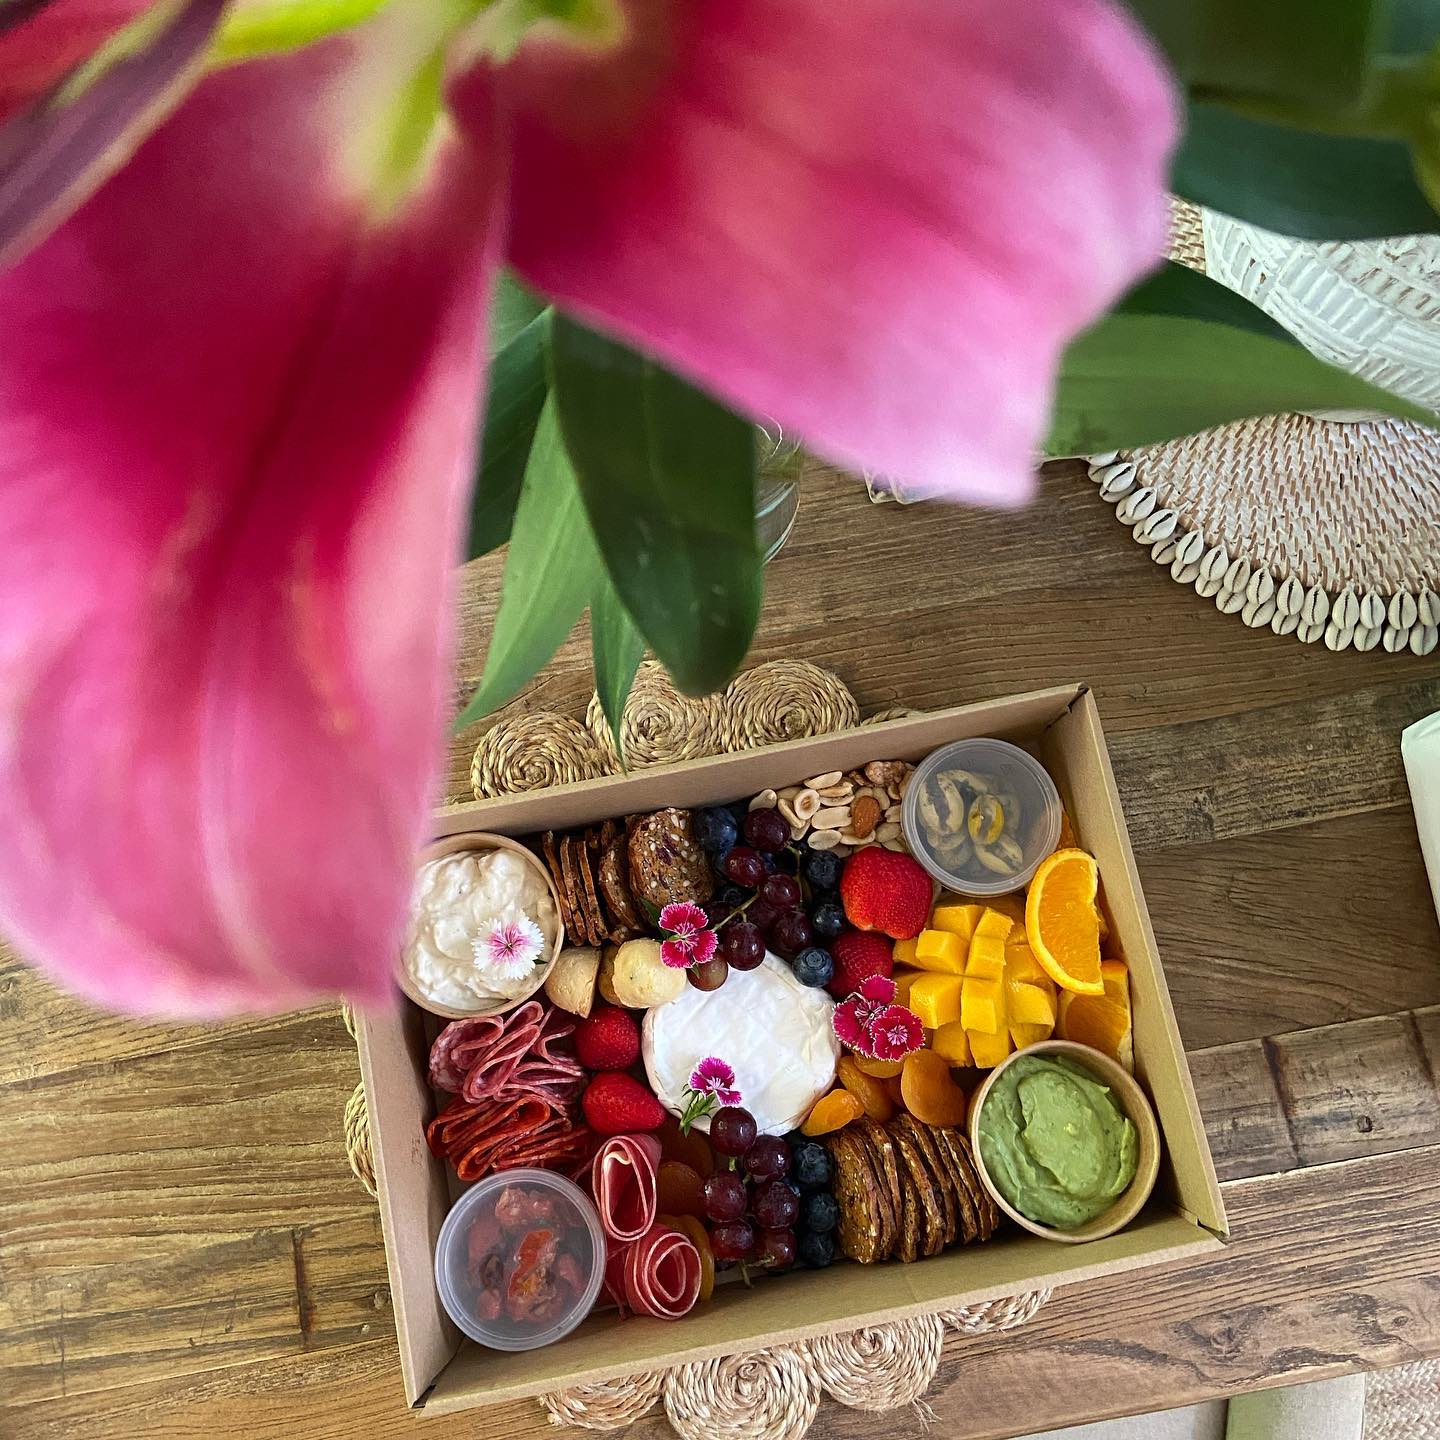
[853,1055,905,1079]
[837,1055,896,1123]
[674,1215,716,1302]
[801,1088,865,1136]
[883,1075,907,1108]
[656,1160,707,1219]
[900,1049,968,1127]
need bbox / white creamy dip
[402,849,556,1011]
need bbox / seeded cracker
[628,808,715,911]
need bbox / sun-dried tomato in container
[435,1168,605,1350]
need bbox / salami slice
[623,1223,701,1320]
[590,1134,661,1243]
[428,1015,503,1093]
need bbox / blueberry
[803,850,842,892]
[789,1140,833,1191]
[761,852,778,876]
[798,1231,836,1268]
[809,899,845,942]
[802,1192,839,1235]
[725,800,750,827]
[717,883,748,910]
[791,946,834,988]
[695,807,739,855]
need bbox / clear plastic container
[901,738,1061,896]
[434,1168,605,1351]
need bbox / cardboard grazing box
[356,685,1228,1416]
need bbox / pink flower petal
[493,0,1176,503]
[689,928,718,965]
[0,25,503,1015]
[858,974,897,1005]
[660,938,693,969]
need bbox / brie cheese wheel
[642,953,839,1136]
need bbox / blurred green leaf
[455,397,597,728]
[1046,261,1435,456]
[590,574,645,759]
[1128,0,1381,106]
[467,308,550,559]
[489,271,547,354]
[549,317,761,696]
[1173,101,1439,238]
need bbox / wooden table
[4,461,1439,1440]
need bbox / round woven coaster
[343,1081,377,1199]
[806,1315,944,1411]
[584,660,725,769]
[937,1287,1052,1335]
[721,661,860,751]
[539,1373,667,1431]
[663,1346,821,1440]
[470,710,612,798]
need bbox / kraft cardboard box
[355,685,1227,1415]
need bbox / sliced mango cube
[1005,938,1045,985]
[969,1028,1013,1069]
[974,909,1013,942]
[893,937,919,967]
[893,969,922,1008]
[909,973,963,1029]
[961,976,1002,1034]
[1009,982,1057,1028]
[931,900,984,940]
[967,933,1007,982]
[930,1021,972,1066]
[913,928,966,974]
[1010,1021,1051,1051]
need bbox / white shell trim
[1087,454,1438,658]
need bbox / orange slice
[1057,959,1133,1069]
[1025,848,1104,995]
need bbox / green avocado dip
[977,1055,1138,1230]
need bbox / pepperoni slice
[590,1134,661,1243]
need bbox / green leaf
[455,397,598,728]
[467,308,550,558]
[1127,0,1380,107]
[489,271,547,356]
[1173,102,1439,238]
[549,317,762,696]
[1046,261,1435,457]
[589,574,645,759]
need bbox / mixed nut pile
[755,760,913,856]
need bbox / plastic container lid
[901,738,1061,896]
[434,1168,605,1351]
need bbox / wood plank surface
[4,459,1440,1437]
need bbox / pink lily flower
[0,0,1176,1015]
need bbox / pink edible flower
[0,0,1177,1016]
[867,1004,925,1062]
[680,1055,740,1132]
[659,902,719,970]
[688,1056,742,1109]
[833,976,916,1059]
[473,916,545,982]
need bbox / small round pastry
[642,953,839,1136]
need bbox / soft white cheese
[402,849,556,1011]
[642,954,839,1136]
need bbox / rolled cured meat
[623,1224,701,1321]
[590,1134,661,1243]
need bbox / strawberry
[840,847,932,940]
[827,928,894,998]
[582,1072,665,1135]
[575,1004,641,1072]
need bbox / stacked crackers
[540,808,715,946]
[826,1116,999,1263]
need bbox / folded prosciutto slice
[590,1134,661,1244]
[624,1224,702,1321]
